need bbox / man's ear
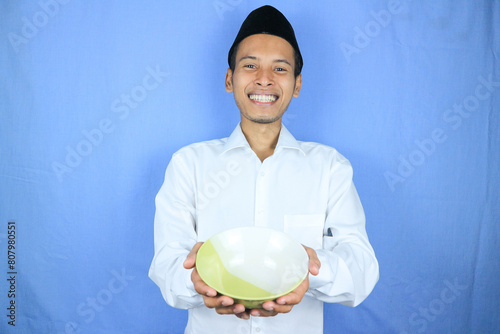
[293,73,302,98]
[225,68,233,93]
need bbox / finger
[213,303,246,315]
[191,268,217,297]
[275,275,309,306]
[249,308,279,317]
[235,310,251,320]
[214,306,238,314]
[261,299,293,314]
[183,242,204,269]
[203,295,234,309]
[232,303,246,314]
[261,300,289,311]
[261,301,276,312]
[269,299,296,313]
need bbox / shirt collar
[221,122,305,156]
[275,124,304,154]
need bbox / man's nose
[255,68,274,86]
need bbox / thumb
[304,246,321,276]
[183,242,204,269]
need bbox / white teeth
[249,94,277,102]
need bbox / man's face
[225,34,302,125]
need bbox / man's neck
[240,118,281,162]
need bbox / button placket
[254,162,268,226]
[251,316,263,334]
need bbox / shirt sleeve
[307,157,379,307]
[148,153,204,309]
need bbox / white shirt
[149,123,379,334]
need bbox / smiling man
[149,5,379,334]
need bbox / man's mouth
[248,94,278,103]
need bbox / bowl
[195,226,309,309]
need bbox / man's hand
[184,243,320,319]
[183,242,248,318]
[248,245,321,317]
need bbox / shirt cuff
[184,267,198,296]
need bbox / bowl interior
[196,227,309,302]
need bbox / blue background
[1,0,499,333]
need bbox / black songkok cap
[228,5,303,74]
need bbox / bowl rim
[195,226,309,301]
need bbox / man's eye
[275,67,286,72]
[244,64,256,69]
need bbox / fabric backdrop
[1,0,499,333]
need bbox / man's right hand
[183,242,249,319]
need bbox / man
[149,5,379,333]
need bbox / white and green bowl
[195,226,309,309]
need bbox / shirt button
[260,172,265,177]
[256,328,261,333]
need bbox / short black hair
[228,42,303,78]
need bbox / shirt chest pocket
[284,214,325,249]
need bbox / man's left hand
[240,245,321,318]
